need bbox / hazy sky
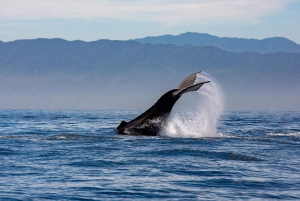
[0,0,300,43]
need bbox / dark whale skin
[116,72,210,136]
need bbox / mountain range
[0,35,299,111]
[135,32,300,53]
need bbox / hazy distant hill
[0,39,299,111]
[135,32,300,53]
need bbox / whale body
[116,72,210,136]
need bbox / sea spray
[160,72,224,138]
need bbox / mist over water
[161,72,224,138]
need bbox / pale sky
[0,0,300,43]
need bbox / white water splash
[160,72,224,138]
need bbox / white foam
[160,72,224,138]
[267,132,300,137]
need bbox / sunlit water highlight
[161,72,224,138]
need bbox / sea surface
[0,110,300,200]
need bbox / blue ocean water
[0,110,300,200]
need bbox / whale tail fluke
[177,71,201,90]
[174,81,210,97]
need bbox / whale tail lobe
[177,71,201,90]
[174,71,210,96]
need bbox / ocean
[1,109,300,200]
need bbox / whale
[116,71,210,136]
